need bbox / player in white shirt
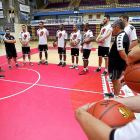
[94,15,112,76]
[37,21,49,65]
[75,47,140,140]
[120,14,138,51]
[19,25,33,66]
[69,25,81,70]
[53,24,67,67]
[79,23,93,75]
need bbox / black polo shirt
[3,34,16,52]
[109,31,130,71]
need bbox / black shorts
[22,47,31,55]
[58,47,66,55]
[108,68,123,80]
[98,46,109,58]
[6,49,17,59]
[38,45,48,52]
[82,49,91,60]
[71,48,79,57]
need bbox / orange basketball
[124,61,140,93]
[41,59,46,64]
[71,41,77,46]
[54,41,58,47]
[22,41,27,47]
[88,100,136,129]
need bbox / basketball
[96,35,104,43]
[124,61,140,93]
[22,41,27,47]
[71,41,77,46]
[84,38,90,44]
[41,59,46,64]
[54,41,58,47]
[88,100,136,129]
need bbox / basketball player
[37,21,49,65]
[94,15,112,76]
[75,48,140,140]
[19,25,33,66]
[69,25,81,70]
[120,14,138,51]
[105,20,129,98]
[79,23,93,75]
[54,24,67,67]
[3,29,19,69]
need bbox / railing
[33,3,140,14]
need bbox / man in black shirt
[3,29,19,69]
[105,20,130,98]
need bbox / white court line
[0,78,104,97]
[0,68,40,100]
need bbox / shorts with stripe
[108,68,123,80]
[71,48,79,57]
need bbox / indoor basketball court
[0,0,140,140]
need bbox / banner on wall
[0,11,4,18]
[18,0,25,4]
[20,12,28,20]
[20,4,30,13]
[0,1,2,9]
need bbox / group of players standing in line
[0,14,138,99]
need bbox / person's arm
[129,27,138,50]
[4,39,16,43]
[63,32,67,50]
[46,30,49,42]
[127,47,140,64]
[118,50,127,62]
[75,104,112,140]
[113,95,140,113]
[99,30,112,43]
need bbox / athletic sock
[29,59,31,62]
[15,63,17,65]
[76,63,78,66]
[105,69,108,72]
[45,60,48,62]
[72,63,74,66]
[63,61,66,63]
[23,60,26,63]
[60,60,62,63]
[84,68,86,71]
[86,66,88,70]
[98,66,101,69]
[114,95,119,98]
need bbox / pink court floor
[0,47,137,140]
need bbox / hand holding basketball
[22,41,28,47]
[53,41,58,47]
[96,36,104,44]
[70,40,77,46]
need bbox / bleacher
[118,0,140,4]
[45,2,70,9]
[79,0,107,7]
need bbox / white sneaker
[69,65,75,69]
[75,66,78,70]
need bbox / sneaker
[15,64,20,67]
[86,69,89,73]
[79,70,87,75]
[62,62,66,67]
[75,66,78,70]
[38,61,41,65]
[0,75,5,78]
[106,78,111,82]
[9,65,12,70]
[94,68,101,72]
[57,62,62,66]
[101,71,107,76]
[29,62,33,66]
[45,61,48,65]
[104,93,114,97]
[22,63,26,67]
[69,65,75,69]
[0,68,4,72]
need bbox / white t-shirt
[37,28,49,45]
[124,24,137,43]
[70,31,81,49]
[19,31,30,47]
[99,24,112,47]
[83,30,93,50]
[56,30,67,48]
[113,117,140,140]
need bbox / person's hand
[24,41,28,46]
[99,38,105,43]
[81,42,84,46]
[80,103,90,112]
[119,75,126,86]
[63,48,65,51]
[81,47,83,53]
